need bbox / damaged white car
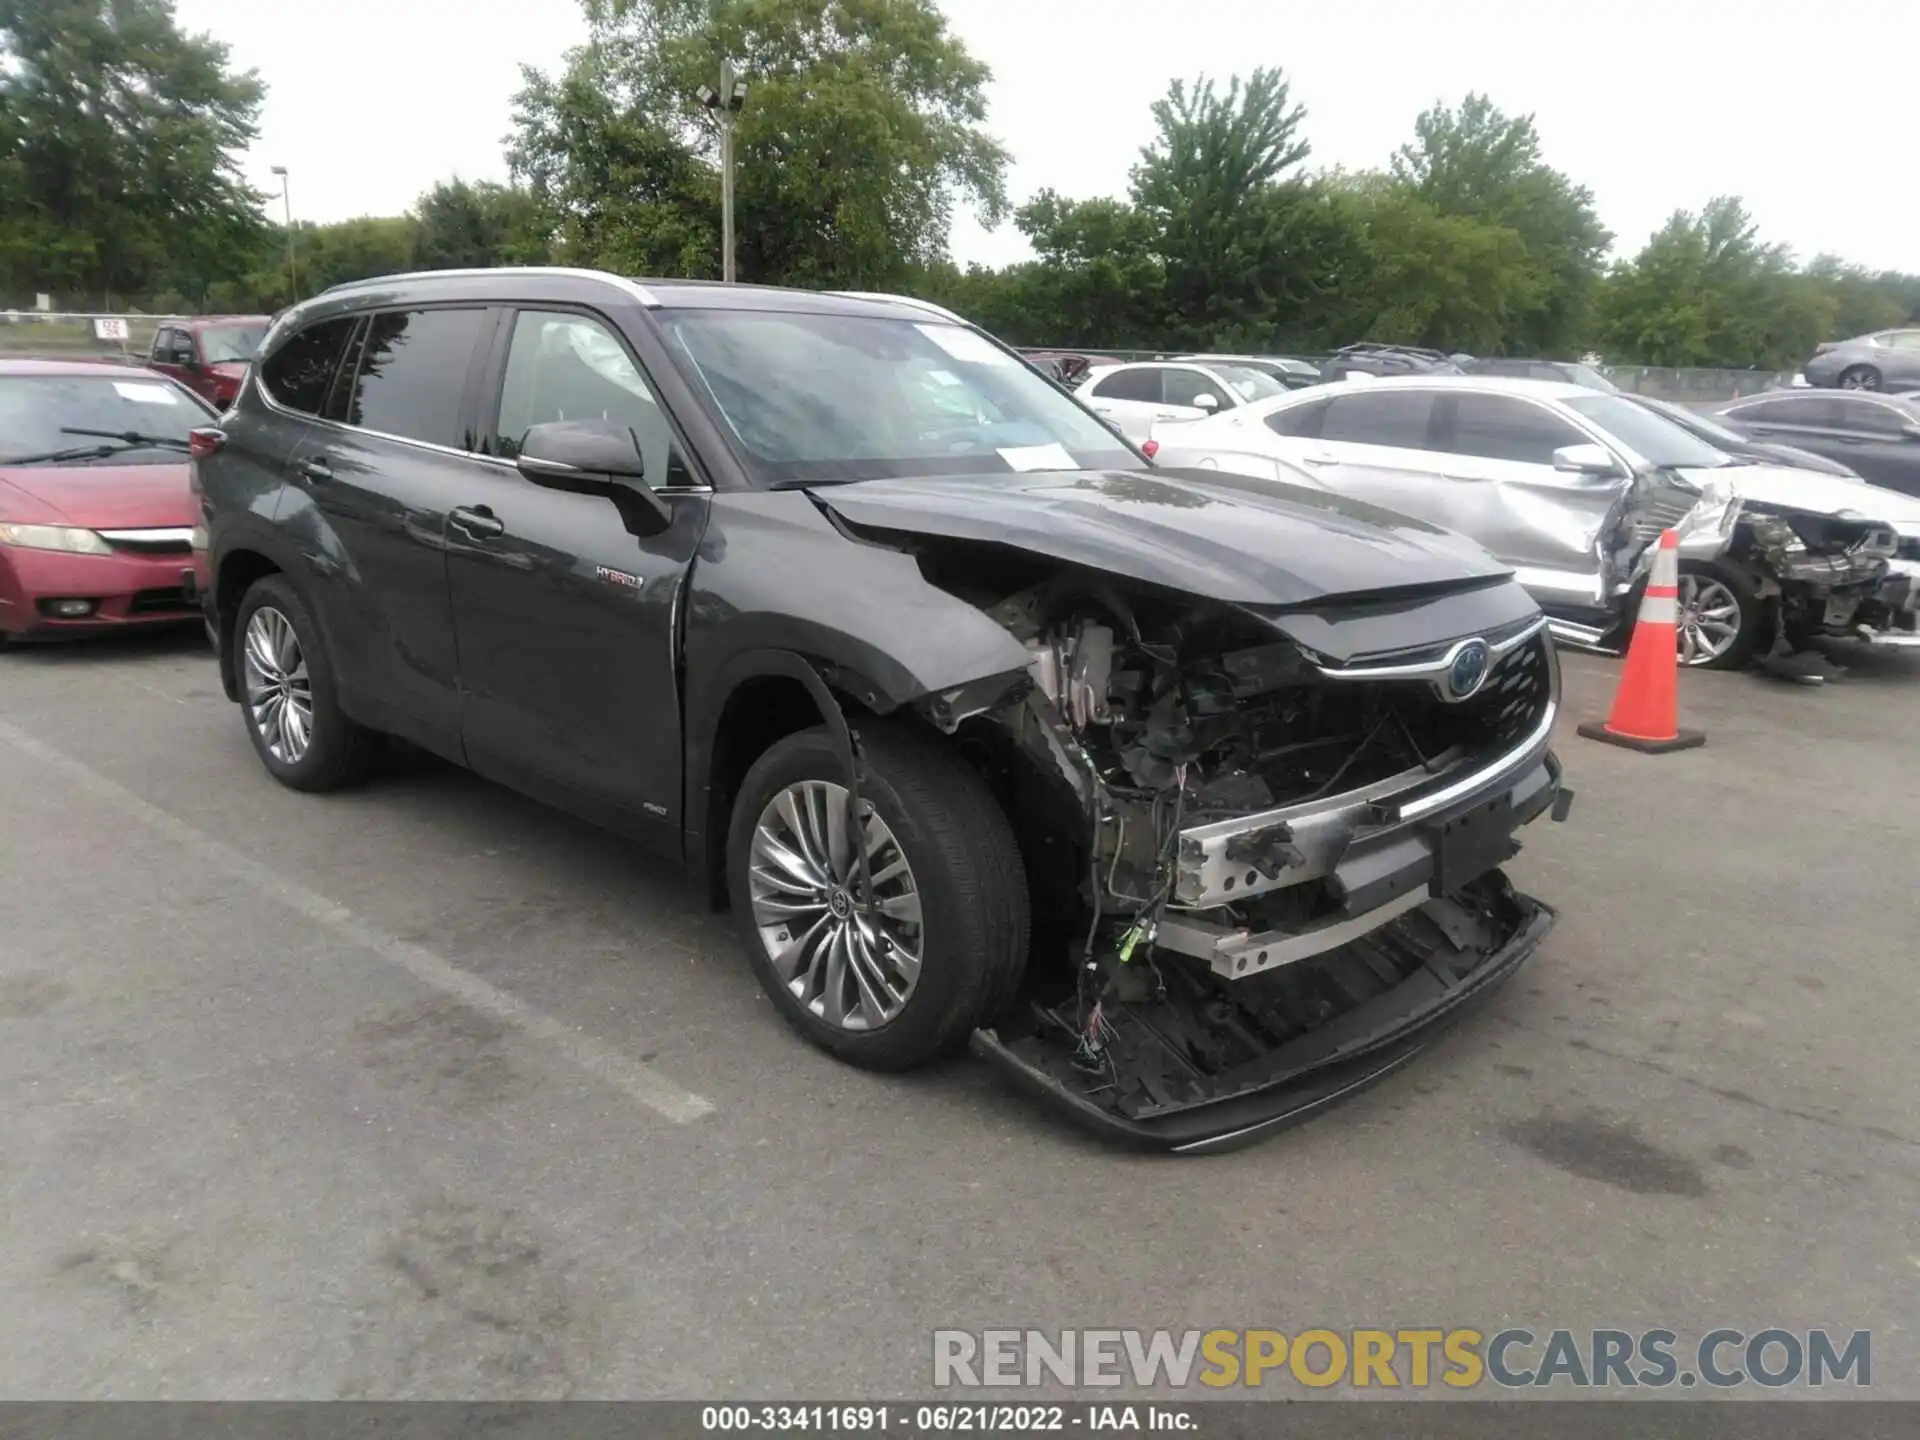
[1150,377,1920,669]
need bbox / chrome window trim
[826,291,966,325]
[253,326,715,495]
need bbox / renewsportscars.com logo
[932,1328,1872,1391]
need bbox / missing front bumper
[973,870,1554,1154]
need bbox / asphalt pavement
[1,629,1915,1399]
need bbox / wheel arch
[212,545,289,701]
[686,648,891,910]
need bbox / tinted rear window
[337,308,487,447]
[260,317,358,416]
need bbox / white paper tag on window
[113,381,179,405]
[926,368,962,387]
[917,323,1015,366]
[998,443,1076,472]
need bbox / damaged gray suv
[190,270,1571,1152]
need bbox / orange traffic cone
[1577,529,1706,753]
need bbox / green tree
[1129,69,1322,346]
[1317,173,1538,353]
[410,178,551,271]
[511,0,1008,288]
[0,0,266,304]
[1595,197,1830,369]
[1391,93,1609,355]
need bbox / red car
[0,358,213,645]
[146,315,271,410]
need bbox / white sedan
[1075,359,1286,443]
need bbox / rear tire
[232,574,374,791]
[726,720,1029,1072]
[1838,364,1882,391]
[1677,559,1762,670]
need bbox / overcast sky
[176,0,1915,275]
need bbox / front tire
[232,574,373,791]
[1677,560,1762,670]
[726,720,1029,1072]
[1838,364,1881,391]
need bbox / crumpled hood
[1690,463,1920,539]
[815,468,1513,607]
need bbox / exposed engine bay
[1733,505,1910,649]
[906,544,1568,1150]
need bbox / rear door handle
[297,458,333,483]
[450,505,505,540]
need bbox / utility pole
[698,64,749,282]
[720,59,736,284]
[271,166,298,299]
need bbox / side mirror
[1193,392,1221,411]
[1552,442,1622,477]
[515,419,674,538]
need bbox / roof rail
[827,290,966,325]
[318,266,661,307]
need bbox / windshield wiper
[1,442,127,466]
[59,426,193,453]
[768,477,868,490]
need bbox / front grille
[1239,636,1554,806]
[100,530,194,555]
[128,587,195,615]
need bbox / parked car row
[1148,374,1920,671]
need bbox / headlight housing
[1744,513,1806,555]
[0,524,114,555]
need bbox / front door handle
[297,458,333,483]
[1300,451,1338,466]
[450,505,505,540]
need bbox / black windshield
[655,310,1143,485]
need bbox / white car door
[1081,365,1194,443]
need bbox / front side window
[338,308,486,447]
[1835,398,1911,436]
[260,317,359,416]
[1164,369,1230,410]
[1878,330,1920,350]
[1088,368,1164,404]
[657,310,1141,484]
[492,310,686,488]
[0,374,211,465]
[1321,391,1436,449]
[1448,394,1587,465]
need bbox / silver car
[1152,376,1917,667]
[1802,328,1920,392]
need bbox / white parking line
[0,718,717,1126]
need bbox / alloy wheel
[1676,574,1742,665]
[242,606,314,763]
[1840,369,1880,391]
[748,780,923,1031]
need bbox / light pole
[270,165,297,300]
[697,65,748,282]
